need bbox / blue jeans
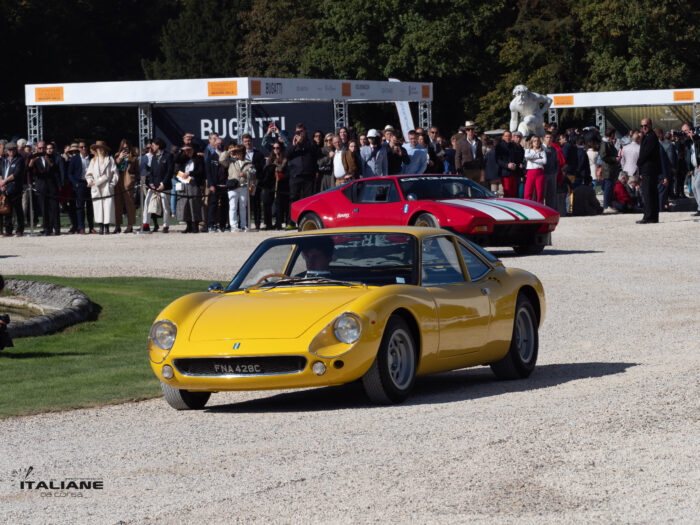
[602,179,615,209]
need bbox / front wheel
[161,382,211,410]
[298,212,324,231]
[513,244,545,255]
[413,212,439,228]
[490,294,538,379]
[362,316,417,404]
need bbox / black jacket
[287,138,319,178]
[32,154,61,188]
[638,131,661,176]
[0,156,25,195]
[148,151,174,189]
[495,140,516,178]
[174,154,205,187]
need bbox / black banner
[153,103,334,150]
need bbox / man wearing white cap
[360,129,388,177]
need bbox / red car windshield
[398,176,495,200]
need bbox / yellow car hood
[188,287,369,342]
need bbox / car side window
[421,236,465,286]
[356,180,399,203]
[458,243,490,281]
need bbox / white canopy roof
[25,77,433,106]
[547,88,698,109]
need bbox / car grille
[172,356,308,377]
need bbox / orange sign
[553,95,574,106]
[250,80,261,96]
[673,90,694,102]
[207,81,238,97]
[341,82,351,97]
[422,85,430,99]
[35,86,64,102]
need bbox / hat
[90,140,111,153]
[464,121,478,129]
[5,141,17,150]
[512,131,523,138]
[68,143,80,152]
[367,129,379,138]
[383,125,395,132]
[16,138,27,148]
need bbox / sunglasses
[641,124,649,128]
[272,146,281,149]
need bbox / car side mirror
[406,193,417,201]
[208,282,224,293]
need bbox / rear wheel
[490,294,538,379]
[362,316,417,404]
[298,212,324,231]
[413,213,439,228]
[161,382,211,410]
[513,244,545,255]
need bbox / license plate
[213,362,263,375]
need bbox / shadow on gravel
[205,361,636,413]
[0,255,18,259]
[491,249,604,258]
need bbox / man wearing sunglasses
[636,118,661,224]
[680,122,700,216]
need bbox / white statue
[509,85,552,138]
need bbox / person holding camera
[220,143,256,231]
[113,139,139,233]
[261,122,289,155]
[286,124,319,224]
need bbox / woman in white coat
[523,135,547,203]
[86,141,118,235]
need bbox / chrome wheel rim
[515,306,535,363]
[301,220,318,231]
[415,216,436,227]
[386,328,415,390]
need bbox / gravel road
[1,212,699,524]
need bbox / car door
[349,179,404,226]
[421,235,492,358]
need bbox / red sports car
[291,175,559,254]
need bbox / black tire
[362,316,417,404]
[298,212,324,231]
[490,294,538,379]
[161,382,211,410]
[513,244,545,255]
[413,212,439,228]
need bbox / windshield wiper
[246,275,364,292]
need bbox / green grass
[0,276,210,418]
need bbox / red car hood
[440,198,554,221]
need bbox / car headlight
[333,313,362,344]
[150,320,177,350]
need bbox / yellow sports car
[149,226,545,409]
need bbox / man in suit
[636,118,661,224]
[67,140,96,234]
[495,130,518,197]
[30,141,61,235]
[0,142,25,236]
[455,121,484,184]
[144,138,173,233]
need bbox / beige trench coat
[86,155,119,224]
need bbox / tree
[142,0,250,79]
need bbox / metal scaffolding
[137,104,153,151]
[595,107,606,135]
[548,108,558,126]
[27,106,43,145]
[333,99,348,131]
[694,103,699,128]
[418,101,432,130]
[236,99,252,136]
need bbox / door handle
[481,288,490,296]
[353,208,359,213]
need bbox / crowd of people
[1,117,699,236]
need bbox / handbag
[147,192,163,217]
[0,193,10,215]
[226,178,240,190]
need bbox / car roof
[272,226,449,240]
